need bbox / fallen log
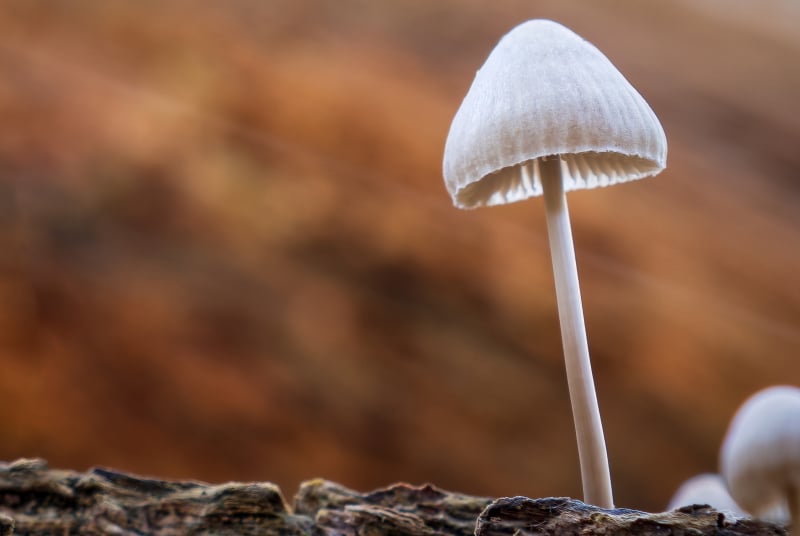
[0,459,786,535]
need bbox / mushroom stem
[540,155,613,508]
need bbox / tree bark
[0,459,786,535]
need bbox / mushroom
[667,473,745,517]
[720,385,800,528]
[442,20,666,508]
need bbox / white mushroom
[667,473,745,517]
[720,385,800,528]
[442,20,666,508]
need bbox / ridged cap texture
[443,19,667,209]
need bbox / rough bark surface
[476,497,787,536]
[295,478,491,535]
[0,459,787,535]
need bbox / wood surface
[0,459,786,535]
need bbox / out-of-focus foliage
[0,0,798,512]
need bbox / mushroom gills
[454,151,660,209]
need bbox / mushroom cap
[666,473,745,517]
[442,19,667,209]
[720,385,800,522]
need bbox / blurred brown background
[0,0,798,513]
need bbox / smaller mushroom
[720,385,800,529]
[667,473,745,517]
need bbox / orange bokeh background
[0,1,798,512]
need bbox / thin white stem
[539,156,614,508]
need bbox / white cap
[667,473,745,517]
[443,19,667,209]
[720,385,800,523]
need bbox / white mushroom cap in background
[720,385,800,523]
[667,473,746,517]
[443,19,667,209]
